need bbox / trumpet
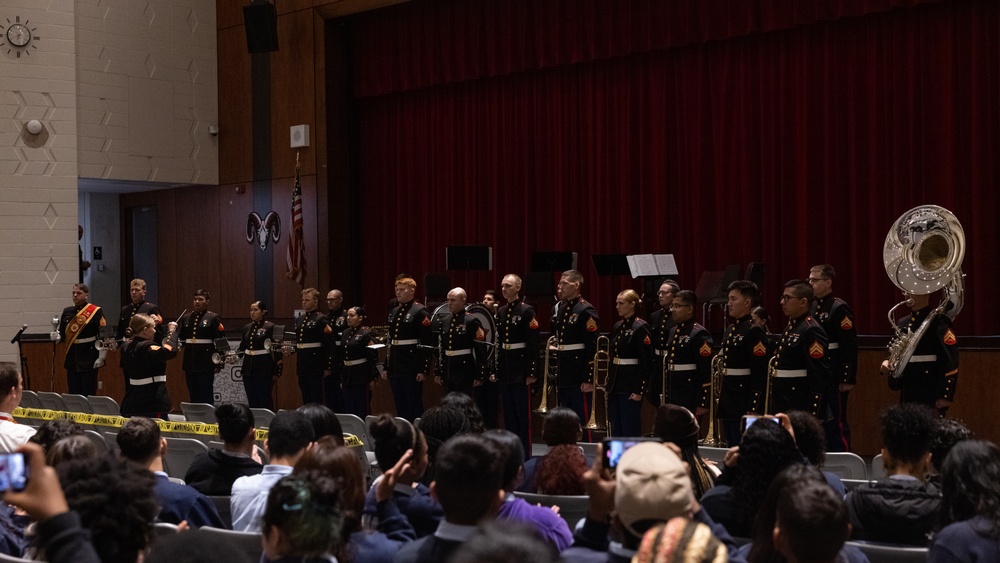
[95,337,119,352]
[584,335,609,432]
[764,355,777,415]
[704,351,724,446]
[212,350,245,365]
[534,335,558,414]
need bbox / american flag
[285,160,306,286]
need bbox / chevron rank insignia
[840,317,853,330]
[324,325,333,334]
[699,342,712,357]
[808,341,824,359]
[643,335,651,345]
[944,329,957,345]
[529,318,539,330]
[422,317,431,327]
[586,318,598,332]
[753,342,767,356]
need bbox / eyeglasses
[780,294,804,302]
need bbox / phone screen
[0,452,28,492]
[741,415,780,434]
[602,437,662,471]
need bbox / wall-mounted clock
[2,16,39,58]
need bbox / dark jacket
[846,477,942,546]
[183,449,263,496]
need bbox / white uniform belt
[775,369,807,378]
[73,336,97,344]
[669,363,696,372]
[244,349,270,356]
[334,341,344,346]
[297,342,322,349]
[130,375,166,386]
[344,358,368,366]
[501,343,527,350]
[910,354,937,363]
[613,358,639,365]
[654,348,667,355]
[828,343,840,350]
[185,339,213,344]
[391,339,418,346]
[445,349,472,357]
[558,343,586,351]
[724,368,751,376]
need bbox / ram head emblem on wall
[246,211,281,251]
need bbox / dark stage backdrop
[344,0,997,336]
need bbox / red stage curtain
[347,0,998,336]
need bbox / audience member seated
[46,434,99,467]
[395,435,506,563]
[928,417,972,487]
[930,440,1000,562]
[261,473,346,563]
[635,517,728,563]
[653,403,718,498]
[3,442,103,563]
[562,442,744,563]
[28,419,85,454]
[535,442,588,496]
[416,405,470,486]
[117,417,225,529]
[0,362,36,453]
[184,402,264,495]
[845,403,940,545]
[363,413,442,537]
[740,464,866,563]
[231,409,314,532]
[295,436,416,563]
[439,392,486,434]
[56,447,159,563]
[786,410,846,497]
[700,417,802,539]
[450,521,562,563]
[297,403,344,446]
[483,430,573,551]
[519,407,587,494]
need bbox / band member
[552,270,599,441]
[177,289,225,405]
[809,264,858,451]
[385,276,432,421]
[646,280,680,407]
[324,289,348,413]
[881,291,959,416]
[433,288,487,399]
[772,280,833,417]
[482,290,499,315]
[120,314,179,418]
[293,288,336,406]
[605,290,654,437]
[116,278,165,343]
[475,289,501,429]
[717,281,770,445]
[495,274,539,455]
[341,306,378,419]
[664,290,714,416]
[57,283,106,396]
[237,300,280,409]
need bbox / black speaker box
[244,2,279,53]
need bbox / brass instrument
[764,355,777,415]
[661,351,669,405]
[95,336,119,352]
[883,205,965,378]
[704,351,724,446]
[534,335,558,414]
[584,335,609,432]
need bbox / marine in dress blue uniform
[717,281,770,445]
[809,264,858,451]
[495,274,540,456]
[237,300,279,409]
[293,288,336,406]
[178,290,225,405]
[341,306,378,419]
[552,270,599,441]
[58,284,106,396]
[324,289,348,413]
[646,280,678,407]
[772,281,833,417]
[664,290,714,417]
[436,288,487,399]
[385,277,433,421]
[605,290,655,437]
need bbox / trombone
[704,351,724,446]
[584,335,610,432]
[534,335,558,414]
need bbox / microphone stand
[11,324,29,389]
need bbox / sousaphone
[883,205,965,378]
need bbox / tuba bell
[883,205,965,378]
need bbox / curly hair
[439,392,485,434]
[534,444,587,495]
[57,453,158,563]
[787,410,826,466]
[930,418,972,473]
[262,471,345,559]
[731,420,801,536]
[939,440,1000,537]
[540,407,581,446]
[881,402,936,464]
[29,418,85,453]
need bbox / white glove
[93,358,105,369]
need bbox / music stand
[445,246,493,271]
